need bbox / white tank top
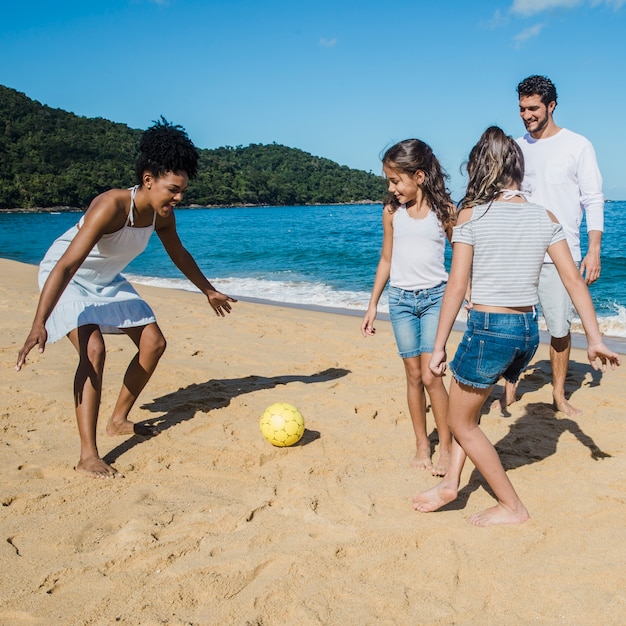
[389,205,448,290]
[39,186,156,289]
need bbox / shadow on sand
[439,358,609,512]
[103,367,349,464]
[485,358,603,418]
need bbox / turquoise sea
[1,201,625,342]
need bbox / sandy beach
[1,257,624,625]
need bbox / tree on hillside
[0,85,386,209]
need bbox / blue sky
[1,0,625,199]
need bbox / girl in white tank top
[362,138,456,477]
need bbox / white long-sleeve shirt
[517,128,603,263]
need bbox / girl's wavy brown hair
[382,138,456,230]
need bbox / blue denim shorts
[388,282,446,358]
[450,309,540,389]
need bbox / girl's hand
[429,348,448,377]
[16,324,48,371]
[207,291,237,317]
[587,342,621,372]
[361,309,377,337]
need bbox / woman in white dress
[16,120,236,478]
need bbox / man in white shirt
[506,75,604,415]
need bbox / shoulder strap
[128,185,139,226]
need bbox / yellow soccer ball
[260,402,305,447]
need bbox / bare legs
[68,323,166,478]
[105,324,166,437]
[495,379,518,412]
[499,333,580,416]
[413,378,530,526]
[412,437,466,512]
[550,333,581,416]
[69,325,110,477]
[403,353,451,476]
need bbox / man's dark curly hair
[517,75,557,108]
[135,117,199,182]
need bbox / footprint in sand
[17,463,44,479]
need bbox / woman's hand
[207,291,237,317]
[16,323,48,371]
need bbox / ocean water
[1,201,625,339]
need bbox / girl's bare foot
[412,482,458,512]
[430,448,451,476]
[410,439,433,470]
[106,418,160,437]
[76,456,122,479]
[410,451,433,471]
[467,503,529,526]
[491,381,518,412]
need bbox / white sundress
[39,186,157,343]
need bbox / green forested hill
[0,85,386,209]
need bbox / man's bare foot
[106,419,160,438]
[467,503,529,526]
[430,448,451,476]
[553,397,582,416]
[76,456,122,479]
[410,450,433,471]
[412,482,458,512]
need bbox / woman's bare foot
[430,448,451,476]
[106,418,160,438]
[412,482,458,512]
[467,503,529,526]
[76,455,122,479]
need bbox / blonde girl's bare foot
[106,418,160,438]
[490,381,518,413]
[412,483,458,512]
[467,503,529,527]
[553,396,582,417]
[430,448,451,476]
[76,456,122,479]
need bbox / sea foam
[126,273,626,339]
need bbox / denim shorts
[388,282,446,358]
[450,309,540,389]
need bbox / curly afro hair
[517,75,557,107]
[135,117,199,182]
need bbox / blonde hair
[460,126,524,210]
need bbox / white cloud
[319,38,337,48]
[484,8,509,27]
[513,23,546,46]
[591,0,626,7]
[512,0,581,16]
[512,0,624,14]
